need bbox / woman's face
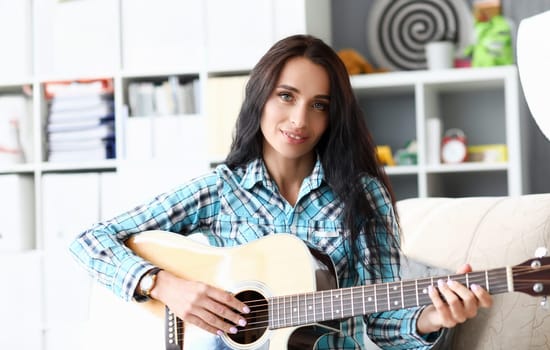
[260,56,330,163]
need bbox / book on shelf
[48,136,115,162]
[48,123,115,143]
[44,79,114,100]
[48,137,115,153]
[50,97,113,121]
[44,78,116,162]
[47,144,115,163]
[127,77,199,116]
[47,114,114,133]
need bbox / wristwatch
[138,268,162,297]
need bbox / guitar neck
[268,267,511,329]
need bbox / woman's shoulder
[360,174,385,192]
[360,175,393,213]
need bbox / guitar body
[127,231,340,350]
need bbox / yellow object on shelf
[467,144,508,162]
[376,145,395,166]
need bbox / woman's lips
[281,130,307,143]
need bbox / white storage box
[0,175,34,251]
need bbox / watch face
[442,139,467,163]
[140,275,154,294]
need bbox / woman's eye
[279,92,293,102]
[313,102,328,111]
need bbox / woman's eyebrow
[277,84,330,100]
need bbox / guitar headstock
[512,253,550,297]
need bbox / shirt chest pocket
[215,215,276,245]
[307,220,347,252]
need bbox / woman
[70,35,492,349]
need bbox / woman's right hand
[150,270,250,336]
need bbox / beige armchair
[397,194,550,350]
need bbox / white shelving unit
[0,0,331,349]
[351,66,525,200]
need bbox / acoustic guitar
[125,230,550,350]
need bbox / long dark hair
[225,34,398,280]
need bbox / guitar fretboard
[268,268,510,329]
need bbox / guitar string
[169,265,550,335]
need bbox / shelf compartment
[424,86,507,146]
[357,90,417,157]
[41,78,116,164]
[122,74,201,117]
[388,174,419,200]
[0,174,35,252]
[121,0,205,73]
[426,171,508,197]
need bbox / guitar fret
[313,293,318,322]
[277,296,282,328]
[301,293,305,324]
[306,293,314,323]
[489,268,509,294]
[329,290,334,320]
[416,278,432,306]
[362,286,366,314]
[485,270,490,293]
[290,295,296,325]
[313,293,323,322]
[321,290,326,321]
[297,294,302,325]
[401,281,405,307]
[338,290,342,317]
[373,283,378,312]
[415,279,419,306]
[285,295,289,327]
[271,297,276,328]
[401,280,415,308]
[350,288,355,316]
[352,287,364,317]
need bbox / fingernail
[471,283,481,291]
[437,279,445,288]
[243,306,250,313]
[217,330,224,337]
[238,318,247,327]
[230,327,238,334]
[447,279,455,287]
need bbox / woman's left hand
[417,263,493,334]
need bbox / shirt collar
[241,156,325,191]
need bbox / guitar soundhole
[228,290,268,345]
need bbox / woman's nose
[289,104,308,127]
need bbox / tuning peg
[541,297,549,310]
[535,247,548,258]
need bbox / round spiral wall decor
[366,0,474,70]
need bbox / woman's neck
[263,152,316,206]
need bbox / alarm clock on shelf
[441,128,468,164]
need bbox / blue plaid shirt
[70,158,436,349]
